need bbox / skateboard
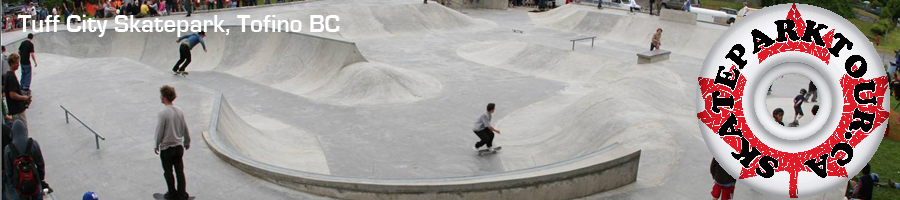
[477,146,502,156]
[153,193,196,200]
[173,71,189,77]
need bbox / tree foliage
[884,0,900,23]
[759,0,856,19]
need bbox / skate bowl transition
[209,95,640,199]
[7,31,642,199]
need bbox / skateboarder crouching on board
[155,85,191,200]
[651,28,662,51]
[172,32,207,76]
[473,103,501,152]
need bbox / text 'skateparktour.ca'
[15,14,341,37]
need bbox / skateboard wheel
[696,4,889,198]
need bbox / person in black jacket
[3,120,46,200]
[710,158,736,200]
[2,123,10,200]
[847,164,874,200]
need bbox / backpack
[8,138,40,197]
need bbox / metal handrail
[60,105,106,149]
[570,36,596,50]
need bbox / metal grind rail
[60,105,106,149]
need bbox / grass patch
[849,18,900,54]
[879,27,900,54]
[878,76,899,200]
[699,0,743,11]
[853,8,881,20]
[891,87,899,138]
[871,137,900,199]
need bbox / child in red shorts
[711,158,737,200]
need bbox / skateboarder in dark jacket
[472,103,501,151]
[172,32,207,75]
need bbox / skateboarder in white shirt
[473,103,501,152]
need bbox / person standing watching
[18,33,37,94]
[154,85,191,200]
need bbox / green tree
[884,0,900,24]
[759,0,856,19]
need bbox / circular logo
[697,3,890,198]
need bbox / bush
[873,25,888,36]
[878,19,896,30]
[873,19,896,36]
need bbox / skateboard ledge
[205,95,640,200]
[637,50,672,64]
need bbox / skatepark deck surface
[1,0,846,199]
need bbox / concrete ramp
[457,41,632,84]
[274,3,498,39]
[215,98,331,174]
[206,94,641,199]
[530,4,726,58]
[497,71,687,163]
[10,29,441,106]
[456,39,691,186]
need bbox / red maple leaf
[758,4,832,65]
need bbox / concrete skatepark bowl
[0,0,846,199]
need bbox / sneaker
[164,192,177,200]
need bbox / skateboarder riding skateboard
[473,103,501,153]
[172,32,207,76]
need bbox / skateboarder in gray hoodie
[154,85,191,200]
[473,103,501,151]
